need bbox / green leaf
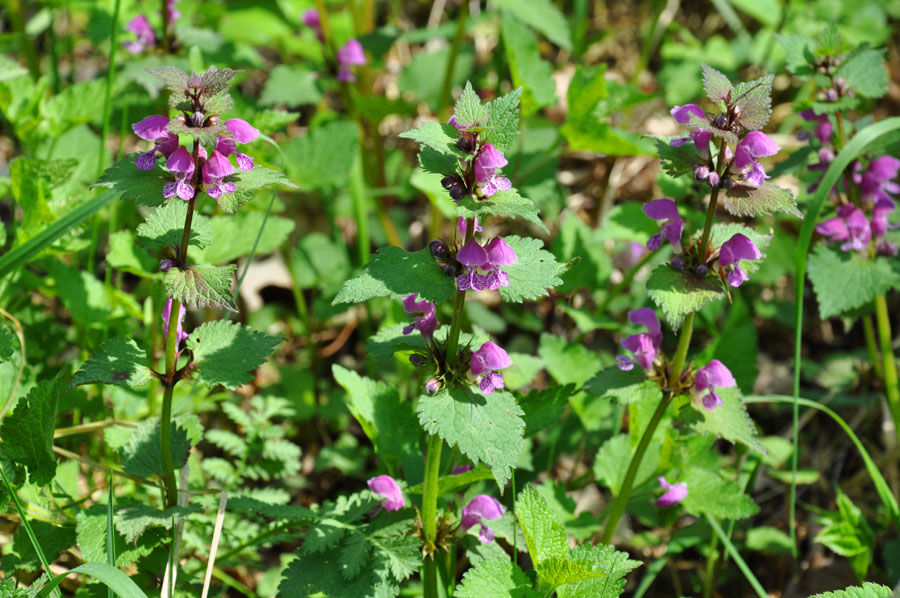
[220,167,298,213]
[808,583,892,598]
[745,526,793,554]
[491,0,572,49]
[260,64,323,107]
[4,519,75,571]
[417,387,525,487]
[594,434,659,495]
[417,147,460,177]
[397,45,475,111]
[398,121,468,159]
[36,562,149,598]
[453,81,489,128]
[646,264,724,330]
[732,74,774,131]
[76,504,163,567]
[0,372,63,486]
[284,121,360,192]
[517,385,570,437]
[94,156,169,206]
[837,47,887,99]
[515,485,568,564]
[456,559,541,598]
[333,246,457,305]
[502,19,556,116]
[556,544,642,598]
[584,366,662,405]
[164,263,237,312]
[119,418,191,479]
[107,230,158,274]
[185,320,280,389]
[536,557,607,590]
[701,63,733,104]
[655,137,704,177]
[807,246,900,319]
[197,212,294,264]
[723,182,800,218]
[70,337,153,388]
[482,88,523,155]
[709,223,772,276]
[0,325,16,362]
[332,365,418,462]
[115,504,201,544]
[498,235,566,302]
[364,323,427,360]
[681,467,759,519]
[136,200,214,251]
[457,189,548,232]
[728,0,781,26]
[685,386,765,454]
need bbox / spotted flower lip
[656,477,688,507]
[163,146,196,201]
[718,233,761,288]
[402,294,437,339]
[456,238,488,291]
[461,495,505,544]
[470,341,512,395]
[367,475,405,513]
[616,308,662,372]
[694,359,736,410]
[643,199,683,251]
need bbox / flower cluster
[132,69,259,203]
[456,236,517,292]
[302,10,367,82]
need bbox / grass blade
[37,563,148,598]
[706,515,766,598]
[107,476,117,598]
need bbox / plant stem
[422,433,443,598]
[438,0,469,117]
[863,314,884,380]
[443,219,473,367]
[97,0,121,178]
[874,293,900,446]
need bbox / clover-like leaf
[164,263,237,311]
[186,320,281,389]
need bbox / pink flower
[799,109,833,145]
[461,495,505,543]
[215,136,254,172]
[694,359,736,410]
[133,115,178,170]
[202,150,237,199]
[817,205,871,252]
[656,477,688,507]
[301,9,320,30]
[402,294,437,339]
[453,464,473,475]
[163,146,195,201]
[456,238,489,291]
[336,39,366,82]
[860,155,900,203]
[162,299,188,351]
[470,341,512,395]
[669,104,711,159]
[124,15,155,54]
[367,475,405,512]
[225,118,259,144]
[733,131,780,187]
[616,308,662,371]
[474,144,511,197]
[643,199,683,251]
[718,233,761,288]
[457,217,482,238]
[482,238,517,290]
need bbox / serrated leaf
[0,325,14,361]
[164,263,237,311]
[556,544,642,598]
[837,47,887,99]
[538,556,607,590]
[219,167,298,213]
[807,246,900,319]
[4,519,75,571]
[686,386,765,454]
[186,320,280,389]
[333,246,456,305]
[260,64,322,107]
[498,235,565,302]
[147,66,189,93]
[417,146,460,177]
[502,19,556,117]
[654,137,704,177]
[399,121,468,159]
[93,156,169,206]
[136,200,214,251]
[701,63,733,104]
[491,0,572,50]
[646,264,724,330]
[115,504,201,544]
[733,74,774,131]
[584,366,662,405]
[457,189,548,232]
[119,418,191,479]
[284,121,360,192]
[454,81,489,128]
[76,504,163,567]
[417,387,525,487]
[516,485,568,563]
[681,467,759,519]
[811,96,860,115]
[482,87,523,153]
[722,182,801,218]
[457,559,541,598]
[70,337,152,388]
[808,583,892,598]
[0,372,64,486]
[197,212,294,263]
[517,385,570,437]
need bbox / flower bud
[429,239,450,259]
[441,262,462,278]
[720,176,733,189]
[695,264,708,276]
[441,175,459,190]
[818,148,835,164]
[456,136,472,153]
[694,165,710,181]
[707,171,720,188]
[191,111,205,127]
[824,88,838,102]
[159,258,177,273]
[449,185,466,200]
[713,114,728,129]
[670,256,685,271]
[409,354,426,366]
[425,378,440,394]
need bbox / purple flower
[165,0,180,23]
[456,238,488,291]
[733,131,780,187]
[461,495,505,543]
[133,115,178,170]
[859,156,900,203]
[670,104,711,159]
[470,341,512,395]
[817,205,871,252]
[163,146,195,201]
[474,144,511,197]
[694,359,736,410]
[336,39,366,82]
[871,198,895,240]
[301,9,320,29]
[162,299,188,351]
[215,136,254,172]
[124,15,155,54]
[614,241,646,270]
[642,199,683,251]
[402,294,437,339]
[656,477,688,507]
[453,464,473,475]
[202,150,237,199]
[225,118,259,144]
[425,378,440,394]
[457,217,482,238]
[799,109,833,145]
[482,238,517,290]
[367,475,405,512]
[616,308,662,371]
[718,233,761,288]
